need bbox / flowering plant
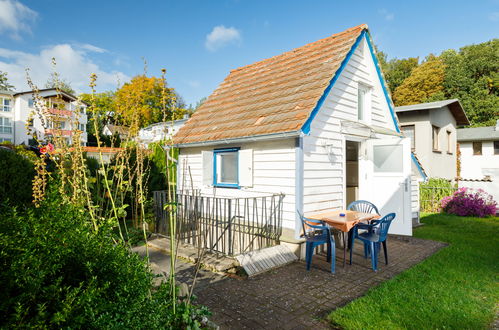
[39,143,54,155]
[441,187,497,217]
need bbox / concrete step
[146,235,238,273]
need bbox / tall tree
[0,71,15,91]
[437,40,499,126]
[80,91,117,138]
[392,55,446,106]
[45,72,76,95]
[115,75,186,131]
[384,57,419,93]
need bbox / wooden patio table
[305,210,380,267]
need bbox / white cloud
[77,43,108,54]
[489,12,499,21]
[0,44,129,94]
[205,25,241,52]
[0,0,37,39]
[378,9,394,21]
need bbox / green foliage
[45,72,76,95]
[115,75,187,129]
[438,40,499,126]
[80,91,117,138]
[381,39,498,127]
[0,147,36,206]
[329,213,499,329]
[0,71,15,91]
[393,56,446,106]
[420,178,457,212]
[0,192,210,328]
[377,51,419,93]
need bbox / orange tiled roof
[175,24,369,145]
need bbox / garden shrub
[420,178,457,212]
[0,147,36,206]
[441,187,497,217]
[0,193,209,328]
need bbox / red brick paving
[193,235,446,329]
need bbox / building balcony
[47,108,73,117]
[45,128,72,137]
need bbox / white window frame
[357,83,371,124]
[213,148,239,188]
[0,117,12,134]
[1,97,11,112]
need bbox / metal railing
[153,190,285,256]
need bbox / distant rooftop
[457,121,499,142]
[395,99,470,126]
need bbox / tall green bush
[420,178,457,212]
[0,147,36,206]
[0,191,209,328]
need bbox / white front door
[364,137,412,236]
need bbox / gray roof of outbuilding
[457,126,499,142]
[395,99,470,126]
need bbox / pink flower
[40,146,48,154]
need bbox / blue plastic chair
[299,213,336,274]
[346,200,380,248]
[349,213,396,271]
[347,200,380,215]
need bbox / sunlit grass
[328,213,499,329]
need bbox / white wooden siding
[303,36,397,214]
[178,138,297,229]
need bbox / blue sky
[0,0,497,106]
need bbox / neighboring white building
[138,118,188,147]
[102,124,129,140]
[457,121,499,203]
[395,99,470,180]
[0,88,88,146]
[175,24,425,239]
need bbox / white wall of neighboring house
[397,106,457,180]
[0,89,87,146]
[139,119,188,147]
[428,107,458,179]
[460,141,499,179]
[459,140,499,204]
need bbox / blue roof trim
[301,30,367,135]
[364,31,400,133]
[411,153,427,181]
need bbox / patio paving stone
[136,235,445,329]
[192,235,445,329]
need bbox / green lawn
[328,213,499,329]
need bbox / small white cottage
[174,24,423,240]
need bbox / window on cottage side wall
[214,148,239,187]
[473,142,482,155]
[432,126,440,151]
[493,141,499,155]
[401,125,415,150]
[357,84,371,122]
[28,98,34,108]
